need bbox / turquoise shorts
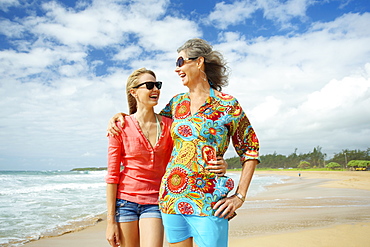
[161,213,228,247]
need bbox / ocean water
[0,170,107,247]
[0,170,288,247]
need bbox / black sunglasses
[133,81,162,90]
[176,57,198,67]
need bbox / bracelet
[234,193,245,202]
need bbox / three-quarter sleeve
[229,100,260,165]
[105,124,123,184]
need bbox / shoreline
[23,171,370,247]
[229,170,370,246]
[254,170,370,191]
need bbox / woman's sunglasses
[133,81,162,90]
[176,57,198,67]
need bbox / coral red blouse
[106,115,173,205]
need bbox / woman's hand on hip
[213,194,243,220]
[206,156,228,177]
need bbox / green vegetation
[298,161,311,169]
[72,148,370,172]
[225,147,370,170]
[253,167,331,171]
[347,160,370,171]
[326,162,341,170]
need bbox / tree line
[225,147,370,169]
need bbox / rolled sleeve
[230,103,260,165]
[105,129,123,184]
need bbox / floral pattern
[166,167,189,195]
[188,172,216,194]
[200,119,224,143]
[175,100,191,119]
[174,123,197,141]
[159,89,259,216]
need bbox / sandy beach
[24,170,370,247]
[229,170,370,247]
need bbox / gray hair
[177,38,229,91]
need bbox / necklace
[134,114,151,138]
[133,114,160,143]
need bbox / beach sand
[24,171,370,247]
[229,170,370,247]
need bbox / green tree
[298,161,311,169]
[231,148,369,170]
[286,148,301,168]
[325,162,341,170]
[225,156,240,169]
[259,152,287,168]
[329,149,370,167]
[347,160,370,170]
[308,146,326,168]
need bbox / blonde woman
[105,68,172,247]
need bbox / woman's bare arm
[213,159,258,219]
[106,183,120,247]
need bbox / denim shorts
[115,199,161,223]
[161,213,228,247]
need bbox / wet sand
[229,170,370,247]
[24,171,370,247]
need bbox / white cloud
[0,0,369,170]
[208,1,258,29]
[0,0,19,11]
[0,0,188,170]
[208,0,316,29]
[215,12,370,156]
[249,96,282,122]
[257,0,314,27]
[310,12,370,38]
[0,19,25,38]
[33,1,128,47]
[301,73,370,115]
[113,46,143,61]
[137,16,202,52]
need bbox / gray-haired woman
[107,38,260,247]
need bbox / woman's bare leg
[118,221,139,247]
[139,218,164,247]
[169,237,193,247]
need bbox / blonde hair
[126,68,156,114]
[177,38,229,91]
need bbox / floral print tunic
[159,88,259,216]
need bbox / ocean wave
[0,182,106,196]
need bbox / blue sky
[0,0,369,171]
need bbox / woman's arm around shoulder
[106,112,128,136]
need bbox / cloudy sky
[0,0,369,171]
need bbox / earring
[200,69,207,82]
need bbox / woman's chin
[181,79,188,87]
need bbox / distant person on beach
[105,68,228,247]
[107,38,259,247]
